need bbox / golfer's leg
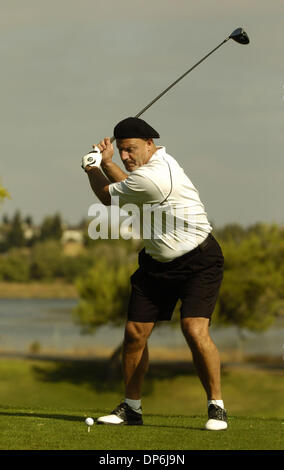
[123,321,155,399]
[181,317,222,399]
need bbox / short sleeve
[108,173,164,208]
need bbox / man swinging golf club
[82,116,228,431]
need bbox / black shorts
[128,233,224,323]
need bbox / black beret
[113,117,160,140]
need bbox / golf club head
[229,27,250,44]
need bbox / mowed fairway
[0,358,283,450]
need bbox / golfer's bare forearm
[101,161,128,183]
[86,167,111,205]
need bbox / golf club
[110,27,250,141]
[82,27,249,165]
[127,27,250,126]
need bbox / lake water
[0,298,283,358]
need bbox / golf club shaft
[109,36,230,144]
[135,38,229,118]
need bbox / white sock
[208,399,224,410]
[124,398,142,413]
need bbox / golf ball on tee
[85,417,94,426]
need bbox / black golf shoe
[97,402,143,425]
[205,404,228,430]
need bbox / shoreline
[0,349,282,370]
[0,281,78,299]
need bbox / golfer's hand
[95,137,114,166]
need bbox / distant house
[61,230,83,244]
[23,226,37,241]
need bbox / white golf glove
[81,146,102,171]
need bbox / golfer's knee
[124,321,152,349]
[181,317,210,345]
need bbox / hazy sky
[1,0,283,227]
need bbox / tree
[0,182,10,205]
[7,210,25,248]
[73,242,136,331]
[30,240,64,280]
[215,224,284,332]
[0,182,11,250]
[24,215,33,227]
[0,248,30,282]
[2,214,9,224]
[39,213,63,241]
[214,223,246,244]
[74,257,134,332]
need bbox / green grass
[0,358,283,450]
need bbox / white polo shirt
[108,146,212,262]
